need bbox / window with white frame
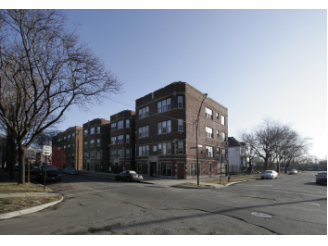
[221,115,225,125]
[139,126,149,138]
[139,106,149,119]
[161,163,172,176]
[157,98,171,113]
[111,136,117,145]
[222,132,226,142]
[118,120,124,129]
[97,139,100,146]
[90,139,95,147]
[90,127,95,134]
[118,149,124,158]
[158,142,172,155]
[153,145,157,152]
[158,120,171,134]
[84,141,88,148]
[191,163,197,176]
[111,122,117,131]
[84,129,88,135]
[97,126,100,133]
[206,127,213,138]
[178,141,184,154]
[126,149,130,158]
[138,145,149,156]
[118,135,124,144]
[178,119,183,132]
[158,143,162,155]
[205,107,213,120]
[178,96,183,108]
[126,119,130,128]
[206,146,214,157]
[126,134,130,143]
[97,151,101,159]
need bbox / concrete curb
[171,185,215,189]
[0,195,63,220]
[225,181,242,187]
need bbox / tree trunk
[248,160,252,174]
[17,146,26,185]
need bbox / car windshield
[41,166,58,171]
[263,171,273,174]
[129,171,136,174]
[317,173,327,177]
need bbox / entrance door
[150,162,157,176]
[114,163,119,174]
[177,163,185,179]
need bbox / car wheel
[126,177,130,182]
[138,181,140,183]
[115,176,119,181]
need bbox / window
[72,143,75,149]
[178,119,183,132]
[111,150,116,158]
[97,139,100,146]
[178,141,184,154]
[139,106,149,119]
[90,150,96,159]
[84,129,88,135]
[111,137,117,145]
[162,143,167,155]
[84,152,89,158]
[67,144,70,150]
[137,163,142,172]
[72,133,75,138]
[68,135,71,140]
[161,163,172,176]
[97,151,101,159]
[126,149,130,158]
[90,139,95,147]
[118,135,124,144]
[126,134,130,143]
[126,119,130,128]
[157,142,172,155]
[206,146,214,157]
[84,141,88,148]
[209,163,212,173]
[191,163,197,176]
[111,122,117,131]
[90,127,95,134]
[216,113,219,119]
[64,145,66,150]
[178,96,183,108]
[72,153,75,158]
[206,127,213,138]
[205,107,213,120]
[139,145,149,156]
[222,132,226,142]
[118,120,124,129]
[158,120,171,134]
[118,149,124,158]
[157,98,171,113]
[221,115,225,125]
[64,136,66,141]
[217,130,219,137]
[158,143,162,155]
[153,145,157,152]
[217,148,220,155]
[97,126,100,133]
[139,126,149,138]
[221,149,226,163]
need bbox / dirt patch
[0,195,61,214]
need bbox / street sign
[190,145,203,149]
[198,145,203,147]
[190,147,197,149]
[43,145,51,156]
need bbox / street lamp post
[196,93,208,185]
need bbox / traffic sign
[43,145,51,156]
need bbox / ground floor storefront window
[161,163,172,176]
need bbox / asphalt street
[0,171,326,235]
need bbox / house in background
[228,137,247,174]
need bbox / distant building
[228,137,247,173]
[135,81,228,179]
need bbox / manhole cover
[251,212,272,218]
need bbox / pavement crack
[239,196,276,202]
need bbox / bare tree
[0,10,122,184]
[239,133,257,173]
[31,130,59,150]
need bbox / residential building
[52,126,83,170]
[109,110,136,173]
[228,137,247,173]
[82,119,110,171]
[135,81,228,179]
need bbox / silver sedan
[289,169,298,174]
[261,170,278,179]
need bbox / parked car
[35,165,62,183]
[64,167,78,175]
[261,170,278,179]
[315,172,327,185]
[288,169,298,175]
[25,164,35,174]
[115,170,143,182]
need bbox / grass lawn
[0,195,61,214]
[0,169,51,193]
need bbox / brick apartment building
[52,126,83,170]
[109,110,136,173]
[135,82,228,179]
[82,118,111,172]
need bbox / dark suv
[35,165,62,183]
